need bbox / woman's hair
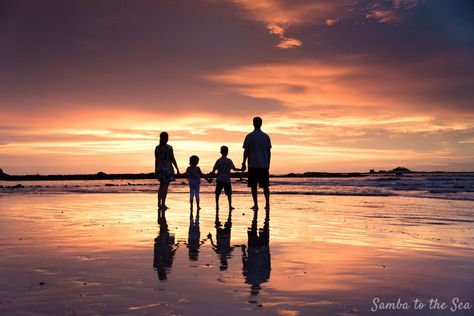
[159,132,169,146]
[189,155,199,166]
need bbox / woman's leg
[158,181,163,208]
[162,182,170,209]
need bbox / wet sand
[0,192,473,315]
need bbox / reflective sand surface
[0,193,473,315]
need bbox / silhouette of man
[242,117,272,210]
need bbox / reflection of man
[242,208,270,295]
[242,117,272,210]
[153,209,177,281]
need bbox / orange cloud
[365,0,422,24]
[207,58,474,120]
[325,18,338,26]
[223,0,350,48]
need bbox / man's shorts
[216,181,232,196]
[248,168,270,188]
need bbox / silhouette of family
[155,117,272,211]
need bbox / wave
[1,173,473,202]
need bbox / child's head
[220,146,229,156]
[189,155,199,166]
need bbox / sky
[1,0,473,174]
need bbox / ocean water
[1,172,473,201]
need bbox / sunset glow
[1,0,473,174]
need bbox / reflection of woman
[155,132,180,210]
[154,208,177,281]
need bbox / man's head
[253,117,262,129]
[220,146,229,156]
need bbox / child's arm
[206,166,217,183]
[197,167,210,182]
[209,164,218,178]
[182,166,190,178]
[231,160,242,172]
[197,167,205,177]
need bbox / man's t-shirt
[213,157,236,183]
[243,130,272,168]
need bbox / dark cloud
[0,0,281,114]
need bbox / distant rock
[391,166,411,173]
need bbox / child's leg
[215,181,223,209]
[189,185,195,208]
[196,185,201,209]
[225,183,234,209]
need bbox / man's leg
[251,185,258,210]
[264,186,270,209]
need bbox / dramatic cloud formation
[0,0,473,174]
[223,0,351,48]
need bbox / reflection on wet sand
[153,209,177,281]
[1,193,472,315]
[208,208,234,271]
[242,208,271,296]
[187,208,201,261]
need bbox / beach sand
[0,192,473,315]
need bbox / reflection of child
[187,209,200,261]
[185,155,207,210]
[210,146,242,210]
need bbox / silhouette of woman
[155,132,180,210]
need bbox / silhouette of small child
[184,155,207,210]
[210,146,242,210]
